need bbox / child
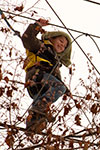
[22,18,72,133]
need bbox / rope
[1,9,100,39]
[0,9,21,38]
[83,0,100,5]
[45,0,100,76]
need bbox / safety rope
[0,8,74,126]
[45,0,100,76]
[0,9,21,38]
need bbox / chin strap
[0,9,21,38]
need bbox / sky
[0,0,100,149]
[1,0,100,84]
[42,0,100,91]
[0,0,100,120]
[0,0,100,118]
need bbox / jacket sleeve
[21,23,42,53]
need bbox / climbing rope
[0,9,21,38]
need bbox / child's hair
[49,35,69,48]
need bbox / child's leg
[26,73,66,131]
[34,73,66,105]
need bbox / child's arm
[21,19,48,53]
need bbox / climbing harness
[24,49,53,72]
[0,9,21,38]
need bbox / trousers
[26,73,66,129]
[31,73,66,107]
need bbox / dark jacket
[22,23,65,79]
[22,22,72,97]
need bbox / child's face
[51,36,68,53]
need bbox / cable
[83,0,100,5]
[0,9,21,38]
[89,35,100,53]
[45,0,100,76]
[1,9,100,39]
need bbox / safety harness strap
[24,49,53,72]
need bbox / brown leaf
[17,116,22,121]
[24,81,31,88]
[86,94,91,100]
[69,140,74,149]
[84,141,90,150]
[90,104,98,114]
[5,134,14,148]
[69,67,72,75]
[96,126,100,135]
[64,104,71,116]
[6,89,13,97]
[11,102,18,110]
[14,5,24,12]
[4,76,9,83]
[0,73,2,81]
[46,145,55,150]
[0,87,4,96]
[75,114,81,126]
[7,71,13,76]
[95,93,100,99]
[26,114,32,122]
[62,128,68,135]
[75,103,81,109]
[62,94,67,101]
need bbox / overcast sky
[0,0,100,149]
[0,0,100,92]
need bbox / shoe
[25,110,47,136]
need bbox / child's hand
[37,18,49,27]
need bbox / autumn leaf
[69,67,72,75]
[46,145,55,150]
[5,134,14,148]
[6,89,13,97]
[86,94,91,100]
[75,114,81,126]
[95,93,100,99]
[90,104,98,114]
[11,102,18,110]
[17,116,22,121]
[96,126,100,135]
[84,141,90,150]
[64,104,71,116]
[14,4,24,12]
[26,114,32,122]
[69,140,74,149]
[0,73,2,81]
[0,87,4,96]
[62,94,67,101]
[4,76,9,83]
[24,81,31,88]
[74,100,82,109]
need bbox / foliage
[0,0,100,149]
